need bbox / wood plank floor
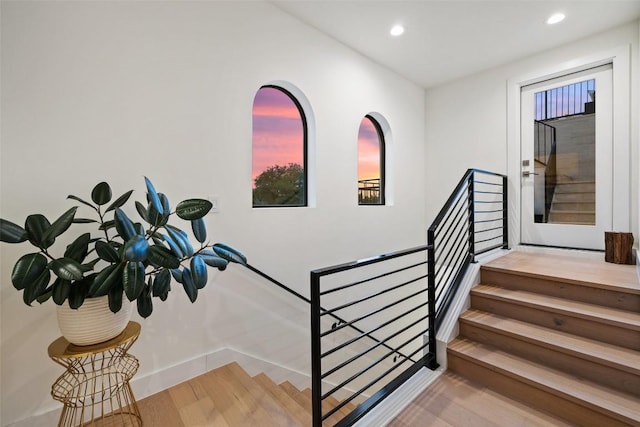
[388,370,574,427]
[483,250,639,292]
[136,367,574,426]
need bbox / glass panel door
[521,65,612,249]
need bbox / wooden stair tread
[481,251,639,293]
[448,338,640,423]
[279,381,313,414]
[472,284,640,328]
[459,309,640,375]
[253,374,312,426]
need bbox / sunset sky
[252,87,381,186]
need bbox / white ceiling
[271,0,640,88]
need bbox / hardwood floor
[136,363,576,426]
[388,370,573,427]
[134,251,640,426]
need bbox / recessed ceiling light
[546,13,566,25]
[390,25,404,36]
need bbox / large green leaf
[11,253,47,290]
[135,201,149,223]
[90,263,123,297]
[191,255,208,289]
[199,249,229,270]
[67,195,96,210]
[191,218,207,243]
[73,218,99,224]
[95,240,120,263]
[36,286,53,304]
[212,243,247,265]
[176,199,212,220]
[181,267,197,303]
[42,207,77,244]
[147,245,180,269]
[23,269,51,306]
[0,219,27,243]
[114,208,136,241]
[52,279,71,305]
[137,284,153,318]
[64,232,90,262]
[91,182,112,205]
[25,214,53,249]
[153,270,171,300]
[166,225,193,257]
[144,177,164,215]
[160,233,183,258]
[123,236,150,262]
[123,261,145,301]
[108,285,123,313]
[48,258,84,281]
[105,189,134,212]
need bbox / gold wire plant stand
[48,322,142,427]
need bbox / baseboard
[353,366,444,427]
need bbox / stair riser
[458,321,640,396]
[470,294,640,351]
[447,351,632,427]
[554,183,595,193]
[550,202,595,211]
[547,212,595,223]
[480,269,640,312]
[552,193,596,202]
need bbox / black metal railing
[534,79,595,121]
[534,121,558,223]
[428,169,508,329]
[310,168,508,426]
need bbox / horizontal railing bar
[434,196,468,242]
[323,340,431,421]
[475,225,503,234]
[320,314,429,382]
[475,217,504,224]
[475,235,502,245]
[475,209,503,214]
[473,180,502,186]
[475,242,505,256]
[471,168,507,178]
[474,200,502,204]
[429,169,474,233]
[320,260,427,297]
[433,184,468,239]
[436,255,473,328]
[320,273,427,318]
[321,300,429,359]
[435,242,468,305]
[435,213,470,267]
[321,312,429,379]
[321,284,427,337]
[321,321,429,400]
[474,190,503,195]
[311,245,430,277]
[434,238,469,284]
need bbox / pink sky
[358,117,381,181]
[252,87,381,184]
[252,87,304,186]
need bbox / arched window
[358,115,385,205]
[252,85,307,207]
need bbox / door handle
[522,171,539,177]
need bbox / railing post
[310,272,322,427]
[426,230,438,369]
[467,172,476,263]
[502,174,509,249]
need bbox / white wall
[424,20,639,245]
[0,2,427,425]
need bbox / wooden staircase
[448,251,640,426]
[137,361,356,426]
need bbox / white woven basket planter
[56,295,133,346]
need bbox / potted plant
[0,177,246,345]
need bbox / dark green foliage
[1,177,246,318]
[253,163,304,206]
